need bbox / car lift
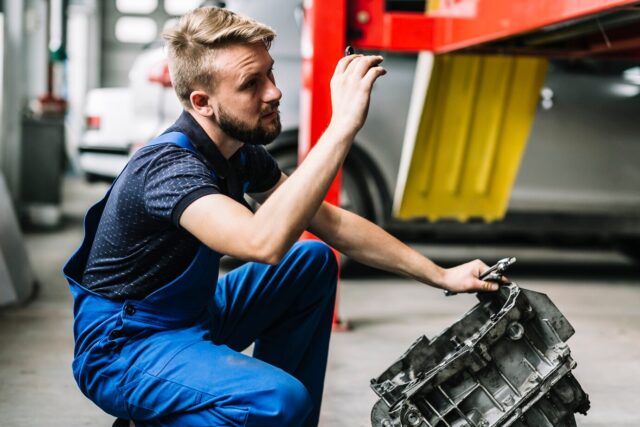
[298,0,640,328]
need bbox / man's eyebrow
[239,60,275,83]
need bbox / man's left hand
[438,260,503,294]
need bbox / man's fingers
[338,54,384,77]
[476,280,500,292]
[335,54,361,74]
[334,55,385,90]
[362,65,387,88]
[351,55,384,77]
[479,280,499,292]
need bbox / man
[64,6,498,427]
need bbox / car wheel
[271,147,374,221]
[270,145,378,271]
[617,238,640,266]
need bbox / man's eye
[241,80,257,90]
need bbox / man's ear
[190,90,214,117]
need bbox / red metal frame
[430,0,640,53]
[299,0,346,204]
[347,0,640,52]
[300,0,348,330]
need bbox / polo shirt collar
[170,110,232,179]
[166,111,249,205]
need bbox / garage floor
[1,177,639,427]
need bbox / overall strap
[147,131,195,152]
[64,131,199,285]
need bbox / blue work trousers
[68,241,337,427]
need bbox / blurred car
[78,0,640,248]
[77,87,133,181]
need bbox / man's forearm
[251,127,354,262]
[309,204,446,288]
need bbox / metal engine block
[370,284,590,427]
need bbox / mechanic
[64,6,499,427]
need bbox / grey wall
[1,0,26,200]
[100,0,174,87]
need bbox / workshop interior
[1,0,640,426]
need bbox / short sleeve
[241,145,282,193]
[143,145,220,226]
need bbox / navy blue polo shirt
[82,111,282,301]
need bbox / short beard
[217,104,281,146]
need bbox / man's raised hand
[328,54,386,140]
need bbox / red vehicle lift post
[299,0,348,329]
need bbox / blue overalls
[63,132,338,426]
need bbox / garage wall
[24,0,47,101]
[1,0,52,199]
[1,0,25,199]
[100,0,187,87]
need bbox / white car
[78,87,134,181]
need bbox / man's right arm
[179,54,386,264]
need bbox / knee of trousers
[290,241,338,284]
[250,374,313,426]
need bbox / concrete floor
[1,177,640,426]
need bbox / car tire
[271,147,375,222]
[616,238,640,266]
[269,144,379,271]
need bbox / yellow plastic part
[394,54,548,222]
[427,0,440,12]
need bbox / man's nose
[263,80,282,103]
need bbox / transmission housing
[370,284,590,427]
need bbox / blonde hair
[163,7,276,108]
